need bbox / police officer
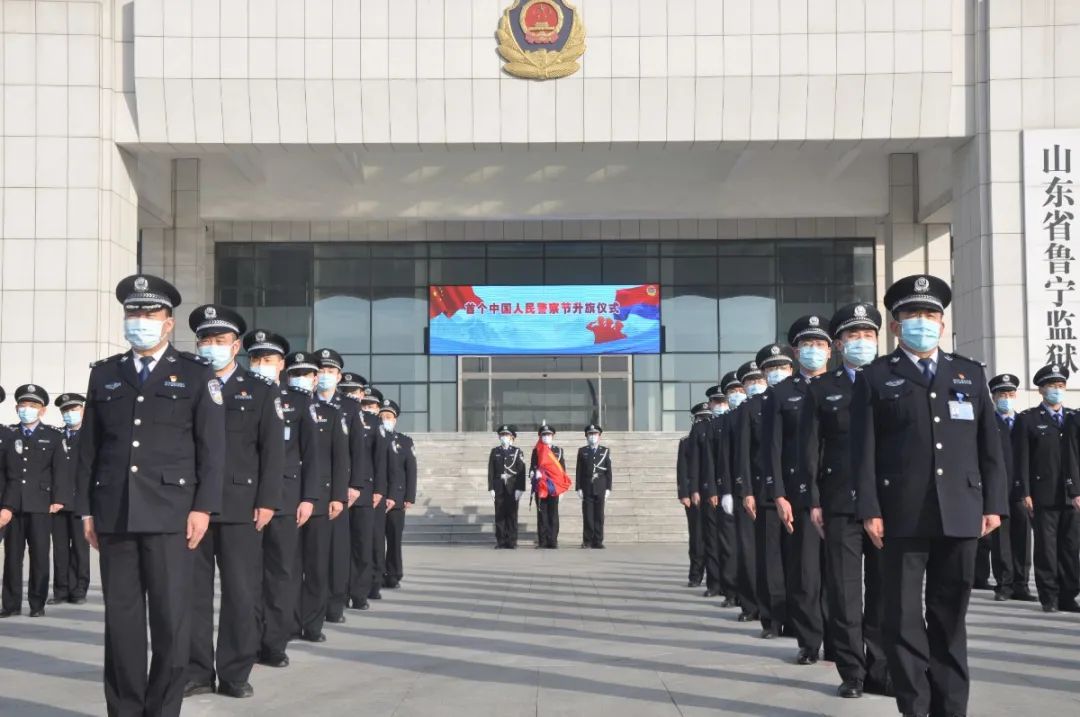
[852,274,1007,717]
[530,423,566,549]
[77,274,225,717]
[338,373,379,610]
[360,388,389,602]
[696,386,736,601]
[805,302,889,698]
[285,352,348,642]
[678,403,712,587]
[0,386,13,533]
[982,373,1021,602]
[1,385,69,618]
[489,425,526,549]
[1015,364,1080,613]
[576,424,612,549]
[49,392,90,605]
[767,316,831,666]
[374,399,416,588]
[185,306,284,699]
[313,349,357,624]
[739,345,794,639]
[247,331,318,669]
[728,365,759,622]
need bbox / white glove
[721,494,734,516]
[514,490,523,500]
[605,489,610,501]
[489,490,495,498]
[577,490,584,499]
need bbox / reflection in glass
[718,287,776,352]
[314,293,370,353]
[371,287,427,353]
[662,288,719,352]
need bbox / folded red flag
[533,440,572,498]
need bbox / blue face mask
[1044,387,1066,406]
[124,317,164,351]
[746,383,766,397]
[289,375,314,392]
[197,343,235,371]
[765,368,789,387]
[842,338,877,367]
[17,406,40,425]
[798,345,828,371]
[251,363,279,382]
[62,410,81,427]
[317,373,338,392]
[712,404,729,415]
[727,391,747,409]
[900,317,941,353]
[382,419,397,433]
[995,397,1014,415]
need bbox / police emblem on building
[498,1,586,80]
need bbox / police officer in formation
[575,424,612,549]
[531,422,565,549]
[694,388,736,601]
[375,398,416,589]
[676,402,711,586]
[729,363,761,623]
[352,386,386,606]
[489,424,526,549]
[185,305,284,699]
[0,387,13,533]
[1,385,69,618]
[49,393,90,605]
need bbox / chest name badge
[885,379,905,387]
[105,382,122,391]
[826,394,843,402]
[948,401,975,421]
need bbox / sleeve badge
[341,415,349,436]
[274,397,284,421]
[208,379,224,405]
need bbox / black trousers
[1009,501,1033,595]
[987,516,1014,592]
[717,508,737,597]
[863,534,889,689]
[1032,506,1080,606]
[326,505,351,619]
[684,504,705,583]
[581,491,606,547]
[2,512,52,612]
[370,500,387,595]
[296,514,330,637]
[189,522,261,686]
[754,505,787,632]
[784,509,823,651]
[536,495,560,548]
[52,511,90,600]
[733,504,758,614]
[99,532,192,717]
[882,536,976,717]
[702,503,722,591]
[348,503,375,602]
[384,507,406,583]
[494,491,520,547]
[259,512,300,660]
[824,514,872,682]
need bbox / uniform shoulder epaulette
[948,352,986,368]
[45,424,64,433]
[177,350,211,365]
[247,369,274,386]
[90,352,125,368]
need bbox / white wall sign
[1023,129,1080,385]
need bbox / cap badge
[296,353,305,361]
[28,384,36,392]
[809,316,820,327]
[255,331,266,342]
[914,277,930,293]
[134,276,149,292]
[383,399,390,406]
[770,346,780,356]
[854,305,867,318]
[1053,364,1060,373]
[322,349,330,358]
[204,306,217,319]
[750,362,758,370]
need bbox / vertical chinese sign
[1024,130,1079,385]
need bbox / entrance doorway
[460,356,632,432]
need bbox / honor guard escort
[185,305,284,700]
[373,399,416,588]
[575,424,612,549]
[530,422,566,549]
[49,392,90,606]
[489,425,526,549]
[851,274,1007,717]
[76,274,226,717]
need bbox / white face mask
[382,419,396,433]
[587,435,599,447]
[251,363,279,382]
[124,317,164,351]
[541,435,553,446]
[288,375,314,392]
[499,436,512,448]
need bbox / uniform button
[789,468,795,474]
[936,443,942,450]
[883,479,890,486]
[131,465,138,473]
[930,392,937,399]
[21,479,26,484]
[247,478,252,484]
[934,416,941,423]
[179,478,186,486]
[825,467,832,474]
[137,396,145,403]
[134,419,142,426]
[936,468,944,476]
[132,440,140,447]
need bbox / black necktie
[918,358,934,382]
[1055,413,1063,429]
[1006,417,1014,430]
[138,356,153,384]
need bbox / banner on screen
[429,284,661,355]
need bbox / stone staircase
[404,432,687,544]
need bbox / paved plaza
[1,544,1078,716]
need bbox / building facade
[0,0,1076,431]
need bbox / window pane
[661,354,720,382]
[600,377,629,430]
[462,379,489,431]
[633,382,661,431]
[718,286,777,352]
[370,258,426,286]
[834,244,875,285]
[313,292,370,353]
[661,379,693,408]
[660,241,717,256]
[488,241,541,258]
[545,258,602,284]
[487,258,542,283]
[400,383,429,412]
[718,241,773,256]
[371,287,427,352]
[315,258,370,288]
[461,357,488,373]
[778,242,831,284]
[429,242,485,257]
[315,244,370,259]
[430,258,486,284]
[837,283,876,305]
[256,246,312,306]
[604,241,657,257]
[430,383,457,431]
[340,355,371,380]
[603,257,659,284]
[633,354,660,381]
[429,356,456,381]
[662,287,718,352]
[253,306,310,353]
[371,243,425,258]
[371,354,428,382]
[662,257,718,285]
[778,284,833,337]
[545,241,601,257]
[719,256,774,284]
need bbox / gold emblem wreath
[497,2,586,80]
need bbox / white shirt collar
[131,344,169,371]
[901,346,939,368]
[218,364,238,384]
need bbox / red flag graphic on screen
[533,440,572,498]
[429,285,484,319]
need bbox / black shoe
[385,581,400,590]
[257,653,289,668]
[28,608,45,618]
[580,542,590,548]
[369,590,382,600]
[1058,600,1080,613]
[349,598,370,611]
[972,581,992,591]
[687,579,702,588]
[838,679,863,698]
[863,677,895,697]
[183,681,214,698]
[46,597,67,605]
[1042,604,1060,613]
[737,611,758,622]
[760,628,779,640]
[993,591,1010,602]
[325,614,346,624]
[1011,591,1038,602]
[507,544,517,549]
[0,608,21,618]
[593,544,605,549]
[300,631,326,643]
[217,681,254,698]
[548,542,558,549]
[494,544,504,549]
[720,597,737,608]
[796,647,819,665]
[68,597,86,605]
[702,589,720,598]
